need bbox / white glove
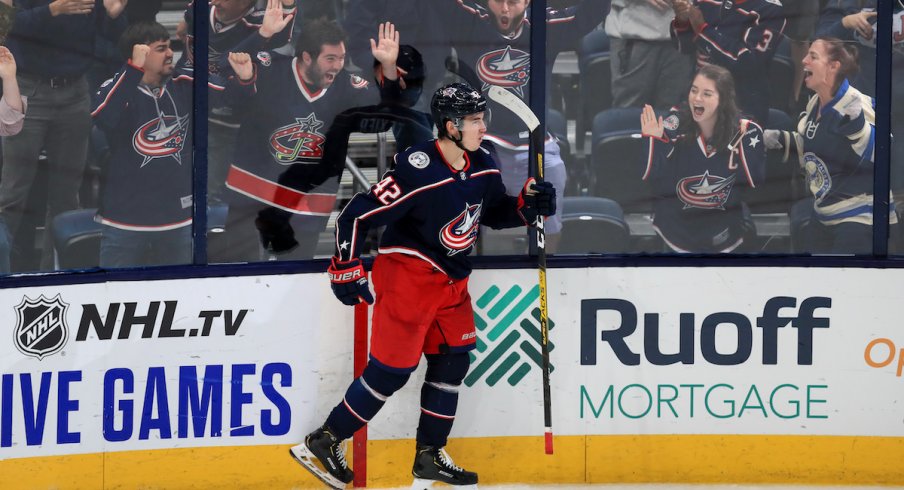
[763,129,784,150]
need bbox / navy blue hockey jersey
[438,0,609,149]
[785,80,895,226]
[179,1,296,78]
[224,53,398,216]
[335,140,526,279]
[643,110,765,252]
[671,0,786,123]
[179,1,296,127]
[91,64,215,230]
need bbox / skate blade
[289,444,348,489]
[410,478,478,490]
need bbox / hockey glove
[517,178,557,225]
[255,208,299,254]
[327,257,374,305]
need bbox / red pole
[352,292,370,487]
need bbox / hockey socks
[416,353,469,447]
[326,361,411,440]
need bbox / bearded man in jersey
[289,82,556,489]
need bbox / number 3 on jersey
[373,175,401,205]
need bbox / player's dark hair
[118,22,170,61]
[295,17,348,60]
[813,36,860,94]
[678,64,740,151]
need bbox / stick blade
[487,86,540,131]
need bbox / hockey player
[671,0,786,124]
[641,64,765,253]
[288,83,556,489]
[216,19,402,262]
[433,0,610,250]
[764,37,895,253]
[91,22,208,267]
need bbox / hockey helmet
[397,44,426,84]
[430,82,487,135]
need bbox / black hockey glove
[517,178,557,225]
[255,208,299,254]
[327,257,374,306]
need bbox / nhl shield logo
[14,294,70,360]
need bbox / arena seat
[590,107,652,213]
[576,29,611,151]
[52,203,231,270]
[52,209,102,270]
[768,37,795,117]
[558,196,629,254]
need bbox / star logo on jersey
[133,113,190,167]
[676,171,736,209]
[748,134,760,148]
[270,114,326,165]
[476,45,531,97]
[439,202,483,256]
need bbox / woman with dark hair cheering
[765,36,895,254]
[640,64,765,253]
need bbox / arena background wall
[0,268,902,489]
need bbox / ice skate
[289,425,353,489]
[410,445,478,489]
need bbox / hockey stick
[486,85,553,455]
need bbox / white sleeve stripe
[739,141,755,188]
[642,138,654,180]
[90,72,129,117]
[360,378,389,401]
[426,381,460,393]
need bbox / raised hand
[131,44,150,69]
[640,104,664,139]
[49,0,94,16]
[228,52,254,81]
[259,0,294,39]
[103,0,128,19]
[672,0,691,22]
[370,21,400,68]
[687,4,705,31]
[0,46,16,80]
[842,10,877,40]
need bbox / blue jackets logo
[14,294,70,360]
[477,45,531,96]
